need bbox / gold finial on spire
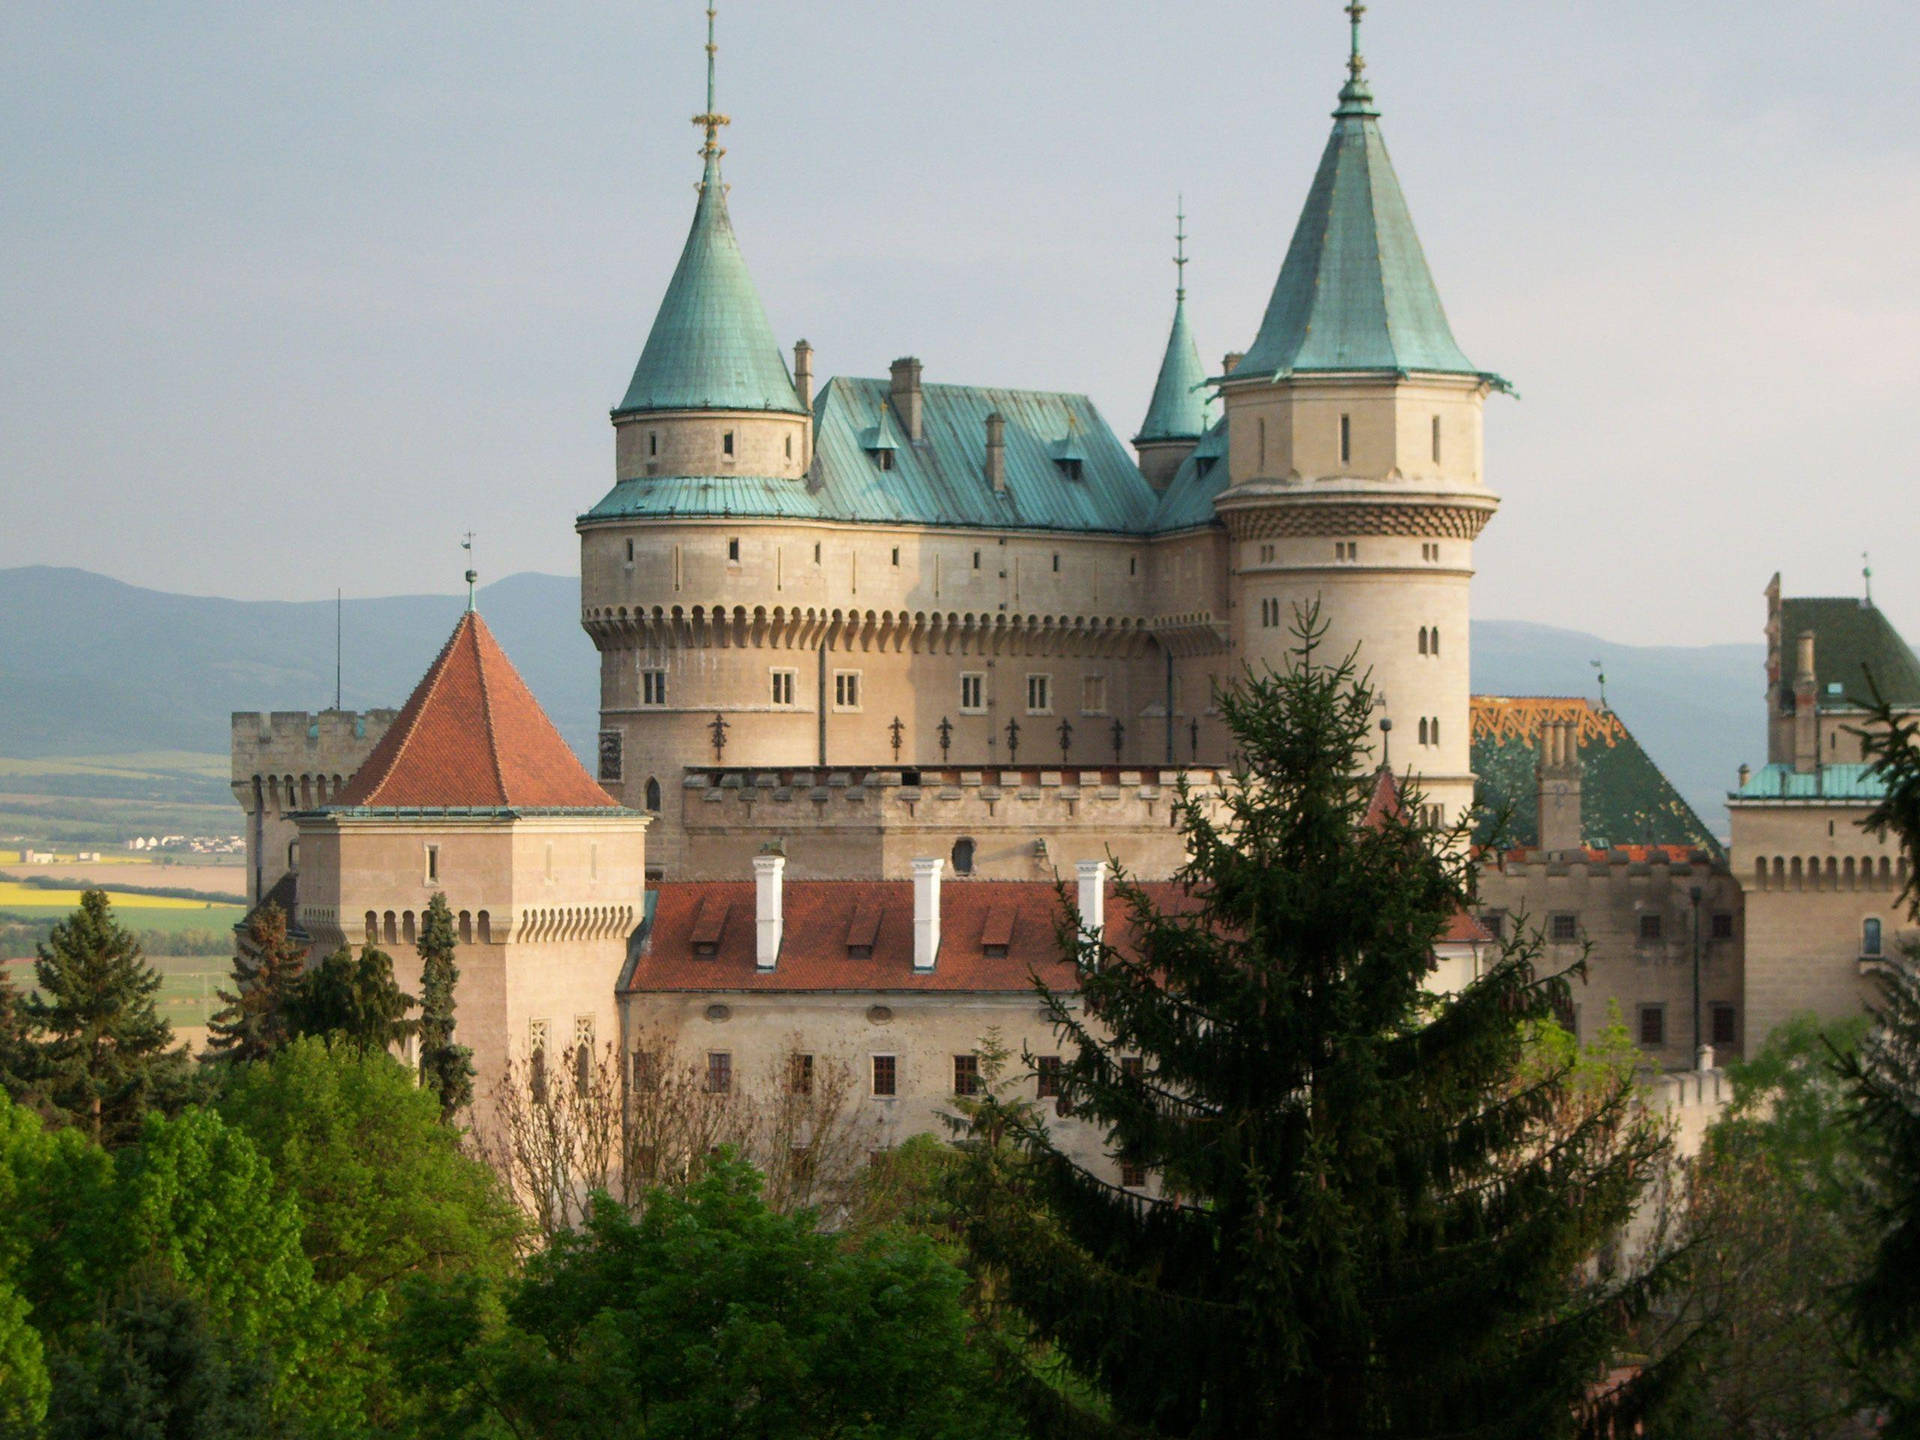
[692,5,730,164]
[1346,0,1367,83]
[1174,197,1189,303]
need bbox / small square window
[953,1054,981,1096]
[872,1055,897,1097]
[1638,913,1664,943]
[706,1052,733,1094]
[960,673,986,713]
[1711,1004,1737,1048]
[1026,674,1052,714]
[1120,1056,1145,1082]
[1036,1055,1063,1099]
[1710,911,1734,941]
[1549,913,1579,943]
[1120,1160,1148,1189]
[641,669,668,706]
[834,671,862,710]
[1637,1006,1665,1049]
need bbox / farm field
[2,952,223,1038]
[0,862,246,897]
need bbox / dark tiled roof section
[628,879,1195,994]
[334,612,617,810]
[1469,697,1722,861]
[1781,598,1920,709]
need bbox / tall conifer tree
[205,901,307,1063]
[415,893,475,1123]
[24,889,185,1145]
[286,945,415,1060]
[956,619,1672,1439]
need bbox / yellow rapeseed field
[0,882,217,912]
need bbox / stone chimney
[1077,860,1107,944]
[985,412,1006,493]
[1737,762,1751,791]
[793,340,813,410]
[1535,719,1583,855]
[911,856,942,972]
[753,852,785,971]
[1222,352,1245,376]
[889,357,924,443]
[1793,630,1819,774]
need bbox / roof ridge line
[467,616,510,805]
[362,618,468,803]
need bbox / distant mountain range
[0,566,1764,833]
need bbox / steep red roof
[1362,766,1404,828]
[629,879,1194,994]
[334,611,617,810]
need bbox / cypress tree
[24,889,185,1145]
[956,619,1673,1439]
[205,901,307,1063]
[416,893,475,1123]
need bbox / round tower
[1213,5,1503,828]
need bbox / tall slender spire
[1337,0,1377,116]
[1174,197,1189,303]
[1136,202,1213,446]
[692,5,729,168]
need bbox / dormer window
[981,903,1015,960]
[1059,458,1083,481]
[846,904,881,961]
[690,897,729,958]
[876,449,895,471]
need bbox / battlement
[675,764,1223,881]
[231,709,397,781]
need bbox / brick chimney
[1536,719,1583,855]
[889,357,924,443]
[911,856,942,971]
[1793,630,1819,774]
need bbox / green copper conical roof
[1235,24,1486,383]
[1137,297,1212,442]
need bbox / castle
[230,8,1920,1159]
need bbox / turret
[1213,3,1503,828]
[1134,204,1214,490]
[610,6,810,483]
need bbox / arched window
[1431,717,1441,746]
[365,911,378,944]
[1430,629,1440,658]
[1418,717,1429,746]
[477,911,491,944]
[951,837,976,876]
[403,911,416,944]
[645,776,662,812]
[287,839,299,871]
[459,910,473,945]
[383,911,397,944]
[1418,628,1428,656]
[1864,917,1884,958]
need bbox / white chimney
[911,857,943,972]
[753,853,785,971]
[1077,860,1108,943]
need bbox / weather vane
[1865,551,1874,605]
[462,532,477,611]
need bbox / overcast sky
[2,1,1914,646]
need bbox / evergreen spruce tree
[415,894,475,1123]
[23,890,185,1146]
[286,944,416,1060]
[205,901,307,1064]
[955,618,1673,1439]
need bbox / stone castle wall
[230,709,395,906]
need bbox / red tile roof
[1362,766,1404,828]
[629,879,1195,994]
[334,611,618,811]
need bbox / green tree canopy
[23,889,188,1145]
[392,1156,1019,1440]
[286,945,415,1059]
[205,902,308,1065]
[415,895,475,1123]
[957,623,1672,1439]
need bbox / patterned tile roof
[1779,598,1920,709]
[615,154,805,418]
[332,611,619,811]
[1233,61,1493,384]
[628,878,1195,994]
[1470,697,1721,859]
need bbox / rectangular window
[726,537,740,562]
[1711,1004,1737,1048]
[1026,674,1052,714]
[1339,413,1352,465]
[1431,414,1442,463]
[641,669,668,706]
[1081,674,1108,715]
[706,1052,733,1094]
[770,668,797,707]
[960,672,986,713]
[1121,1056,1145,1082]
[789,1052,814,1096]
[1637,1006,1665,1049]
[529,1019,550,1104]
[425,844,439,883]
[833,671,862,711]
[1549,913,1579,943]
[625,537,635,563]
[722,432,735,458]
[1638,913,1664,943]
[953,1054,981,1096]
[1710,911,1734,941]
[871,1054,897,1097]
[1036,1055,1063,1099]
[972,550,981,570]
[891,546,900,566]
[1120,1161,1148,1189]
[813,542,821,564]
[1051,553,1060,573]
[647,432,658,457]
[631,1049,657,1091]
[1864,917,1884,958]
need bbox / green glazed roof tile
[1235,71,1490,383]
[1778,598,1920,710]
[616,155,805,417]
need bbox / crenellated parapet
[230,709,397,814]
